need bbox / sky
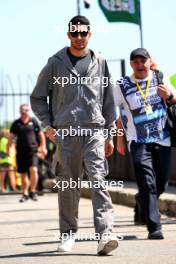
[0,0,176,122]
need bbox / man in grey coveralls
[30,16,118,255]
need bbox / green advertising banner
[170,73,176,88]
[98,0,141,25]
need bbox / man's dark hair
[68,15,90,31]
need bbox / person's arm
[37,130,47,158]
[102,60,117,157]
[157,75,176,104]
[113,80,127,155]
[105,138,114,157]
[116,117,126,155]
[8,121,17,154]
[7,133,15,154]
[45,126,57,143]
[30,60,53,128]
[102,60,117,132]
[157,85,176,104]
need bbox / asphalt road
[0,194,176,264]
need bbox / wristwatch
[166,93,174,104]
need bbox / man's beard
[72,43,86,50]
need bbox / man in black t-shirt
[8,104,47,202]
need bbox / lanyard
[133,75,151,101]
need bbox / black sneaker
[148,230,164,240]
[29,192,38,201]
[19,194,29,203]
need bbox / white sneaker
[57,235,76,252]
[97,233,118,255]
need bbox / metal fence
[0,70,34,128]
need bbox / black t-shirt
[67,48,92,77]
[10,118,41,154]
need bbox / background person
[116,58,160,225]
[115,48,176,239]
[8,104,47,202]
[0,129,16,192]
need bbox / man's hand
[157,84,172,100]
[116,135,126,155]
[150,58,158,70]
[38,146,48,159]
[46,126,56,143]
[105,138,114,157]
[116,118,126,155]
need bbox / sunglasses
[69,31,89,38]
[21,109,29,112]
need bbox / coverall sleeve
[102,60,117,137]
[30,60,53,128]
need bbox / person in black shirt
[8,104,47,202]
